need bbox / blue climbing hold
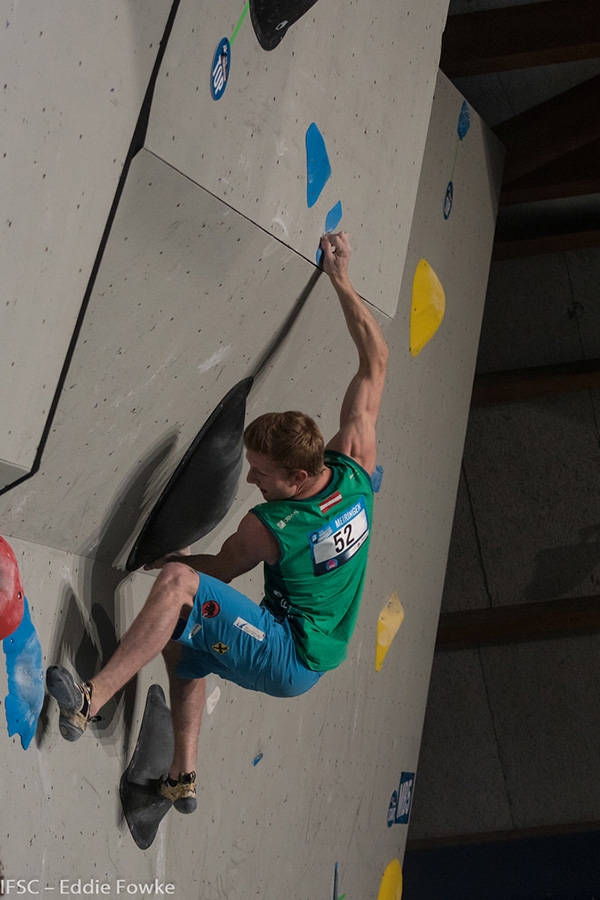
[457,100,471,141]
[325,200,343,233]
[316,201,343,264]
[3,597,44,750]
[306,123,331,208]
[371,465,384,493]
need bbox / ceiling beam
[436,595,600,651]
[493,228,600,260]
[494,74,600,184]
[471,358,600,406]
[500,138,600,205]
[407,820,600,851]
[441,0,600,78]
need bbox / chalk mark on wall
[206,681,221,715]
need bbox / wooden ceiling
[440,0,600,259]
[440,0,600,409]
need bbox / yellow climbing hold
[410,258,445,356]
[375,592,404,672]
[377,859,403,900]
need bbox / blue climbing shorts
[172,573,325,698]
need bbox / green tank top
[251,451,374,671]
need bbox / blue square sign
[387,771,415,827]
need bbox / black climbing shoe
[46,665,98,741]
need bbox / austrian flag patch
[319,491,343,514]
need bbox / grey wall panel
[413,362,600,839]
[408,650,514,841]
[564,248,600,360]
[0,0,172,485]
[476,254,586,373]
[441,468,490,614]
[463,396,600,608]
[481,637,600,829]
[145,0,450,318]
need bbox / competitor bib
[308,496,370,576]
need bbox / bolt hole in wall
[403,829,600,900]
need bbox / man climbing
[46,231,388,813]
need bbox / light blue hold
[3,597,44,750]
[325,200,343,233]
[316,201,344,265]
[306,122,332,209]
[371,465,384,493]
[457,100,471,141]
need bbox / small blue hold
[325,200,343,233]
[316,201,344,264]
[253,752,264,766]
[371,465,384,493]
[457,100,471,141]
[3,597,44,750]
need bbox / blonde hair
[244,411,325,476]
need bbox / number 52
[334,523,354,553]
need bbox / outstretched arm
[321,232,388,474]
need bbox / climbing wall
[144,0,446,316]
[0,0,502,894]
[0,0,173,489]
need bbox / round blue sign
[210,37,231,101]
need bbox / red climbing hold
[0,536,25,640]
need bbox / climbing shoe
[159,771,197,814]
[46,665,99,741]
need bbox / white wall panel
[0,149,366,562]
[145,0,449,318]
[0,0,172,486]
